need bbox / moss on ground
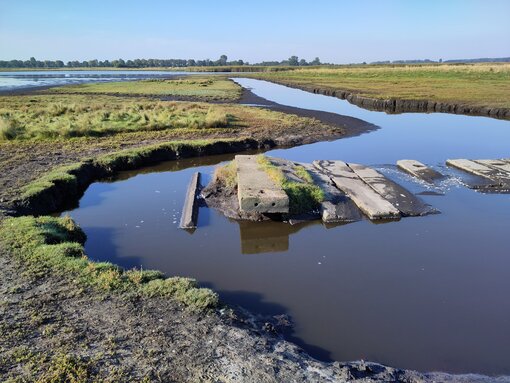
[256,155,324,214]
[0,215,219,311]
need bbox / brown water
[62,80,510,375]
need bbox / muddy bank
[11,139,276,217]
[237,87,378,138]
[250,78,510,120]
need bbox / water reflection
[237,220,315,254]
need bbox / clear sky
[0,0,509,64]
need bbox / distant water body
[0,70,209,92]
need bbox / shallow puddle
[62,80,510,375]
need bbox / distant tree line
[2,55,506,69]
[0,55,324,68]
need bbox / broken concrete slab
[349,163,437,216]
[300,163,362,223]
[313,160,400,220]
[269,157,362,223]
[397,159,444,184]
[179,172,201,229]
[474,159,510,175]
[446,159,510,188]
[236,155,289,214]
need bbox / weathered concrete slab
[474,159,510,175]
[313,160,400,220]
[349,163,437,216]
[446,159,510,187]
[300,163,362,223]
[179,172,201,229]
[397,159,444,184]
[236,155,289,214]
[269,157,362,222]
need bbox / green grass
[248,63,510,109]
[19,163,84,201]
[256,155,324,214]
[48,76,242,100]
[0,215,219,311]
[213,161,238,189]
[0,95,233,141]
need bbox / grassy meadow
[248,63,510,109]
[48,76,242,101]
[0,95,234,140]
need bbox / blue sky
[0,0,509,63]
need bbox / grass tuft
[0,95,234,141]
[256,155,324,214]
[213,161,238,189]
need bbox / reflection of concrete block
[239,221,289,254]
[236,155,289,214]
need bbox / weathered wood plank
[313,160,400,220]
[349,163,437,216]
[446,159,510,187]
[397,159,444,184]
[236,155,289,213]
[179,172,201,229]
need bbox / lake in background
[0,70,211,92]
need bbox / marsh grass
[251,63,510,109]
[0,96,232,141]
[48,76,242,101]
[0,215,219,311]
[256,155,324,214]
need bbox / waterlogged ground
[62,80,510,375]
